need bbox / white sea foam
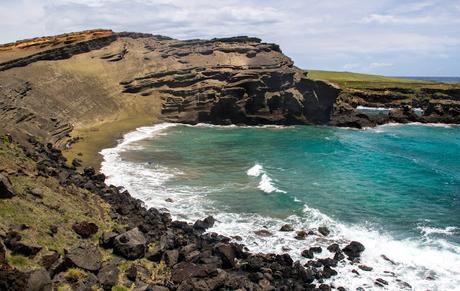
[418,225,458,236]
[247,163,286,193]
[101,123,460,291]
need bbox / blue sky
[0,0,459,76]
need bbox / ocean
[101,123,460,290]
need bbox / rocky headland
[0,29,456,290]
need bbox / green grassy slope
[306,70,458,90]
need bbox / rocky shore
[0,29,458,290]
[0,134,384,290]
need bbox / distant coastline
[394,76,460,83]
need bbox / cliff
[0,30,339,154]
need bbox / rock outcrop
[0,29,339,149]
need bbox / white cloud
[370,62,393,67]
[361,14,435,24]
[0,0,459,75]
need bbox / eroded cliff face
[0,29,340,146]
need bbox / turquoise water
[101,123,460,290]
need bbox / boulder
[171,262,210,283]
[193,216,216,231]
[0,173,15,198]
[26,269,52,291]
[295,230,307,240]
[342,241,365,259]
[4,231,42,257]
[98,259,120,290]
[279,224,294,232]
[113,228,146,260]
[358,264,373,272]
[99,231,118,248]
[64,244,102,272]
[40,251,60,270]
[214,243,237,268]
[254,229,273,237]
[327,243,340,253]
[163,249,179,267]
[310,246,322,253]
[318,226,330,236]
[301,249,314,259]
[72,221,98,238]
[322,266,338,278]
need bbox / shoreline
[97,121,460,290]
[63,116,160,171]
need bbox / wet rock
[293,261,314,283]
[337,287,347,291]
[301,249,314,259]
[0,173,15,198]
[342,241,365,259]
[375,278,388,287]
[327,243,340,253]
[165,198,174,203]
[318,258,338,268]
[98,259,120,290]
[72,221,98,238]
[295,230,307,240]
[318,284,332,291]
[193,215,216,231]
[333,251,345,261]
[113,228,146,260]
[279,224,294,232]
[254,229,273,237]
[322,266,338,278]
[65,244,102,272]
[310,246,322,253]
[381,254,396,265]
[40,251,60,270]
[163,249,179,267]
[358,264,373,271]
[318,226,330,236]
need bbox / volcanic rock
[343,241,365,259]
[279,224,294,232]
[0,174,15,198]
[113,228,146,260]
[72,221,99,238]
[64,244,102,272]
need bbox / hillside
[0,30,344,291]
[307,70,459,89]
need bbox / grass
[307,69,460,90]
[0,141,116,268]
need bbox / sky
[0,0,459,76]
